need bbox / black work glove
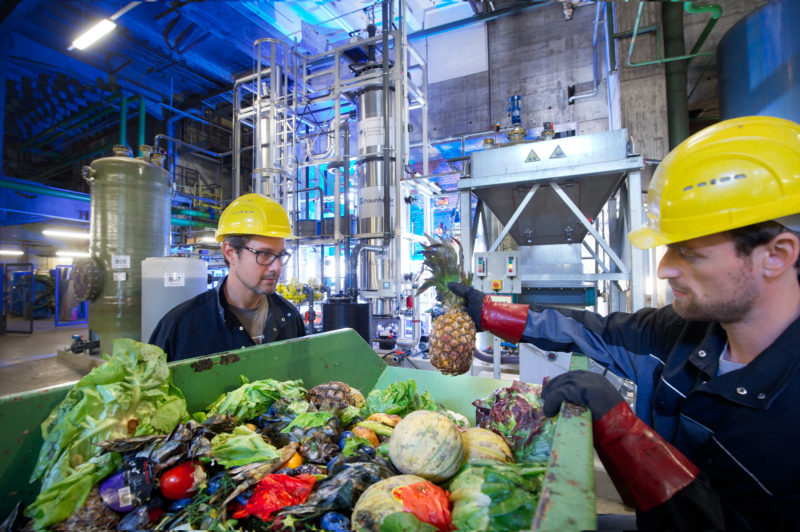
[542,370,624,422]
[447,282,485,331]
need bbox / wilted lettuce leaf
[340,405,362,426]
[363,379,441,417]
[380,512,438,532]
[287,400,310,416]
[341,435,374,457]
[25,339,187,529]
[280,411,333,433]
[210,425,280,467]
[206,376,306,421]
[449,461,547,531]
[473,381,556,463]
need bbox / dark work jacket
[149,275,306,362]
[521,304,800,530]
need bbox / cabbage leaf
[449,461,547,531]
[205,376,306,421]
[25,339,187,529]
[362,379,440,417]
[210,425,280,467]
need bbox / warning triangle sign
[524,149,540,163]
[550,145,566,159]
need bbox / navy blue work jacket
[149,275,306,362]
[521,304,800,529]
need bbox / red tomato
[159,461,205,500]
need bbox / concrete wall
[615,0,767,179]
[425,2,608,141]
[419,0,766,182]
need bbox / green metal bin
[0,329,595,529]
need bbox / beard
[671,261,759,323]
[236,269,279,296]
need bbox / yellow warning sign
[550,145,566,159]
[524,149,540,163]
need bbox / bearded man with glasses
[150,193,306,361]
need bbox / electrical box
[473,252,522,294]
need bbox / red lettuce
[472,381,556,463]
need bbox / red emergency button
[490,279,502,291]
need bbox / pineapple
[307,381,365,413]
[417,235,476,375]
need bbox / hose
[473,347,519,365]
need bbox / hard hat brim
[628,226,673,250]
[215,232,297,242]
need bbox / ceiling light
[43,229,91,240]
[56,251,91,258]
[0,250,24,256]
[69,19,117,51]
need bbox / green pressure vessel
[74,145,171,353]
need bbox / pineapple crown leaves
[416,234,472,307]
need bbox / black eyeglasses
[242,246,292,266]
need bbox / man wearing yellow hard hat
[448,116,800,529]
[150,194,306,361]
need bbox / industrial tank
[73,145,171,352]
[355,79,397,318]
[141,256,208,342]
[718,0,800,122]
[322,293,372,345]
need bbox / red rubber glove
[447,282,529,343]
[543,371,699,512]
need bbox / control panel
[473,252,522,294]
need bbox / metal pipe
[604,1,615,130]
[170,217,217,228]
[153,134,227,159]
[408,0,550,40]
[623,1,715,68]
[172,208,213,219]
[158,103,229,133]
[663,1,689,149]
[683,1,722,59]
[605,2,616,72]
[138,95,146,157]
[120,93,127,147]
[0,178,90,202]
[381,0,392,244]
[350,243,386,293]
[0,35,6,171]
[343,117,352,288]
[569,0,602,103]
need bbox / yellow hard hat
[216,193,296,241]
[629,115,800,249]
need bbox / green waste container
[0,329,595,529]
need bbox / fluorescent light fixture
[0,250,24,256]
[69,19,116,50]
[56,251,91,258]
[43,229,91,240]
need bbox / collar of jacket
[692,316,800,409]
[214,275,296,333]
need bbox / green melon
[461,427,515,465]
[351,474,427,532]
[388,410,464,482]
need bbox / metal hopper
[465,129,643,246]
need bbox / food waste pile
[6,339,557,531]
